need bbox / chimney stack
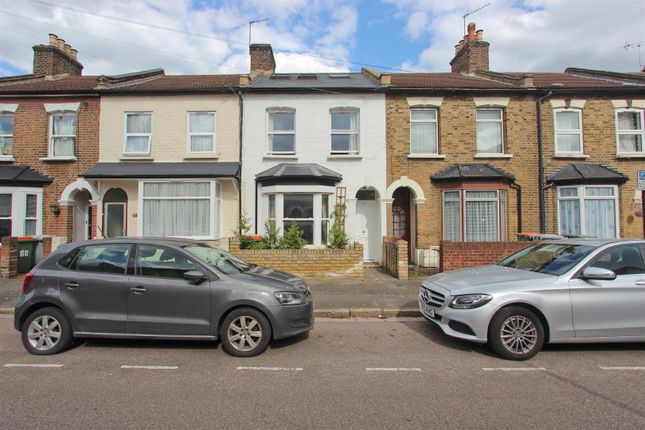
[249,44,276,79]
[33,33,83,76]
[449,22,490,74]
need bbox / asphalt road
[1,315,644,430]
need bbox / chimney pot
[64,43,72,56]
[48,33,57,45]
[56,38,65,50]
[476,29,484,41]
[70,48,78,60]
[467,22,476,42]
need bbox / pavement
[0,268,424,317]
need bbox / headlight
[273,291,307,305]
[449,294,493,309]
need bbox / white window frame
[442,189,508,242]
[266,108,296,155]
[0,187,43,237]
[0,112,14,160]
[137,179,219,240]
[409,108,439,155]
[554,108,584,156]
[330,108,360,155]
[557,185,619,238]
[187,111,216,154]
[48,111,77,158]
[476,108,504,155]
[124,112,153,155]
[615,108,645,156]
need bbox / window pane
[590,245,645,275]
[617,111,641,130]
[465,190,497,199]
[444,191,460,200]
[105,204,125,238]
[125,136,149,153]
[331,134,351,152]
[331,112,357,131]
[584,199,616,239]
[137,245,196,278]
[127,113,151,133]
[0,136,13,156]
[321,220,329,244]
[585,187,614,197]
[618,134,642,152]
[25,220,36,236]
[556,134,581,152]
[143,199,210,237]
[0,219,10,237]
[443,198,461,241]
[283,221,313,244]
[465,200,498,241]
[284,194,313,218]
[53,115,76,135]
[499,190,508,241]
[556,110,580,130]
[269,112,294,131]
[0,194,11,217]
[190,135,213,152]
[268,194,275,219]
[476,122,502,153]
[559,188,578,198]
[559,199,581,236]
[476,109,502,120]
[269,134,294,152]
[52,137,74,156]
[321,195,329,218]
[77,244,130,274]
[144,182,210,198]
[25,195,36,217]
[411,109,436,121]
[0,115,13,135]
[411,122,437,153]
[189,113,215,133]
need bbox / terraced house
[384,23,645,268]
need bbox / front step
[363,260,381,268]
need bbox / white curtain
[127,113,151,133]
[442,191,461,241]
[559,200,580,236]
[617,112,642,152]
[465,191,498,241]
[125,114,151,153]
[52,115,76,156]
[142,182,211,237]
[190,113,215,152]
[556,111,581,152]
[584,187,616,238]
[411,122,437,153]
[476,110,502,153]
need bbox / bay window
[0,113,13,159]
[141,181,219,239]
[442,189,508,242]
[0,194,10,237]
[554,109,583,154]
[267,110,295,154]
[188,112,216,153]
[125,112,152,154]
[410,108,438,154]
[0,188,43,237]
[616,109,644,154]
[49,112,76,157]
[558,185,618,239]
[330,109,359,154]
[476,109,504,154]
[283,194,314,243]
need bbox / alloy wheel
[227,316,263,352]
[499,315,538,354]
[27,315,62,352]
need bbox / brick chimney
[33,33,83,76]
[450,23,489,74]
[249,44,276,79]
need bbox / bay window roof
[431,163,515,183]
[547,163,628,185]
[256,163,342,185]
[0,165,53,186]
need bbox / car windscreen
[183,244,254,275]
[497,243,595,276]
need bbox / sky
[0,0,644,77]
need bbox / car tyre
[488,306,544,361]
[21,307,73,355]
[220,307,272,357]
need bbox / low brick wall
[0,236,53,278]
[440,241,531,272]
[382,237,408,280]
[229,239,364,279]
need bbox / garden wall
[229,239,364,279]
[440,241,531,272]
[382,237,408,280]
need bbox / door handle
[635,280,645,286]
[131,286,146,294]
[64,282,79,289]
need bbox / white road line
[366,367,422,372]
[482,367,546,372]
[4,364,64,368]
[599,366,645,370]
[120,365,178,370]
[236,366,303,371]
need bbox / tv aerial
[624,41,644,71]
[462,3,490,36]
[248,18,270,46]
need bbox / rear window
[498,243,595,275]
[76,244,131,275]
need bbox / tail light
[22,273,33,294]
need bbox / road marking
[120,365,178,370]
[366,367,422,372]
[599,366,645,371]
[236,366,303,371]
[482,367,546,372]
[4,363,64,368]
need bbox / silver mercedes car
[419,239,645,360]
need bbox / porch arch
[385,176,425,204]
[59,178,99,206]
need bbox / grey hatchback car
[419,239,645,360]
[14,238,314,357]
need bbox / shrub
[327,204,349,249]
[261,220,280,249]
[279,222,307,249]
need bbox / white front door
[105,203,126,238]
[356,200,379,260]
[72,192,90,242]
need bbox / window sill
[0,156,15,163]
[616,153,645,159]
[184,154,219,160]
[327,154,362,160]
[554,153,589,159]
[474,153,513,159]
[263,154,298,160]
[120,156,153,161]
[39,156,77,162]
[407,154,446,159]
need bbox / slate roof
[431,163,515,182]
[547,163,628,185]
[247,73,379,90]
[256,163,342,183]
[83,162,240,179]
[99,74,241,92]
[0,75,98,93]
[0,165,53,186]
[390,73,513,89]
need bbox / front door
[356,200,379,260]
[105,203,126,238]
[72,190,90,242]
[569,244,645,338]
[392,188,411,261]
[127,244,211,336]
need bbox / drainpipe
[536,91,553,233]
[254,179,259,234]
[237,89,244,234]
[509,182,522,234]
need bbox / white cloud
[405,11,428,40]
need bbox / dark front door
[392,188,411,260]
[127,244,211,336]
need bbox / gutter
[536,91,553,233]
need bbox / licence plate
[421,303,435,318]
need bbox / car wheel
[488,306,545,361]
[220,307,272,357]
[21,307,73,355]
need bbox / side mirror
[183,270,207,284]
[580,267,617,281]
